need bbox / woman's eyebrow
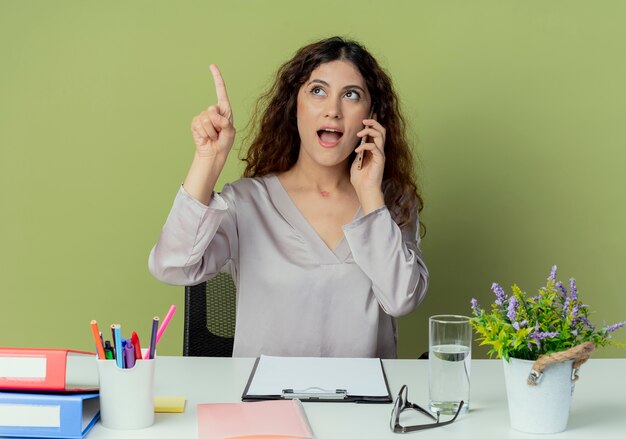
[307,79,367,93]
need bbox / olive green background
[1,1,625,358]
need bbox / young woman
[149,37,429,358]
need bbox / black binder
[241,356,392,403]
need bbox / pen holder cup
[96,358,155,430]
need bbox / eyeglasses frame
[390,384,465,433]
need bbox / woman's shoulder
[221,174,276,200]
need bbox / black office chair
[183,272,237,357]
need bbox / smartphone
[355,110,374,170]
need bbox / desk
[87,357,626,438]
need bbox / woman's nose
[324,98,342,119]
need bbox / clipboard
[241,355,392,403]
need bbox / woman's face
[296,60,372,169]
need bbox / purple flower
[507,296,518,322]
[571,304,579,321]
[579,315,596,330]
[471,298,479,313]
[533,331,560,340]
[569,278,578,301]
[548,265,557,281]
[605,321,626,335]
[529,323,560,349]
[492,282,507,306]
[512,320,527,331]
[556,281,568,299]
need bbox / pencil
[147,316,159,360]
[90,320,106,360]
[155,305,177,346]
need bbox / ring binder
[282,387,348,400]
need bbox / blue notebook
[0,391,99,438]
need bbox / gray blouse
[149,175,429,358]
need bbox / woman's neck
[280,161,352,195]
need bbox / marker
[155,305,177,346]
[104,340,115,359]
[113,324,124,368]
[131,331,143,360]
[124,340,136,368]
[104,346,114,360]
[147,317,159,360]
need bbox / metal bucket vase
[502,357,575,434]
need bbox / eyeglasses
[390,385,464,433]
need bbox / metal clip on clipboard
[282,387,348,400]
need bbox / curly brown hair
[242,36,424,235]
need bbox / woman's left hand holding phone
[184,64,236,205]
[350,116,387,214]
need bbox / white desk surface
[88,357,626,439]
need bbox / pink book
[197,399,314,439]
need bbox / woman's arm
[148,185,238,286]
[184,64,236,205]
[348,117,428,315]
[343,205,429,317]
[148,65,238,284]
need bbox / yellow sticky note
[154,396,186,413]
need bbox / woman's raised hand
[191,64,236,157]
[351,117,386,190]
[350,116,387,214]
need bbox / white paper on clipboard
[245,355,389,397]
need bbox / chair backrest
[183,272,237,357]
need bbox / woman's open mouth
[317,128,344,148]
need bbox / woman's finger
[191,116,209,138]
[200,108,220,140]
[192,127,208,146]
[210,64,232,119]
[358,127,386,149]
[355,140,384,157]
[363,118,385,134]
[212,113,236,145]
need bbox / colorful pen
[147,316,159,360]
[90,320,106,360]
[124,340,136,368]
[110,324,117,355]
[131,331,143,360]
[155,305,177,346]
[104,340,115,359]
[113,324,124,368]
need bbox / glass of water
[428,314,471,415]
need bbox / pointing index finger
[210,64,231,111]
